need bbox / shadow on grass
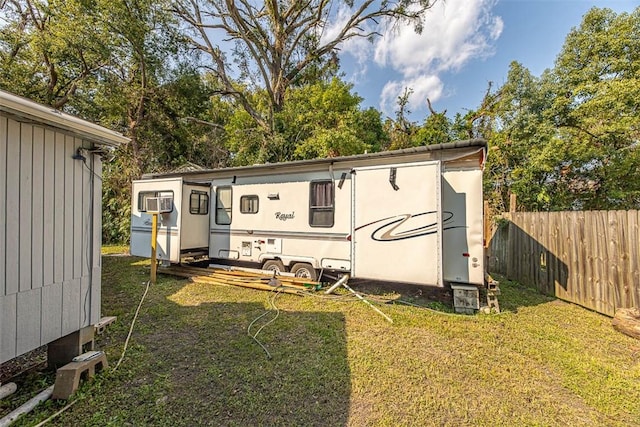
[490,274,556,314]
[41,255,352,427]
[133,302,350,426]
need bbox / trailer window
[189,190,209,215]
[215,187,232,225]
[309,181,334,227]
[240,195,259,214]
[138,191,174,212]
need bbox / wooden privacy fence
[489,210,640,317]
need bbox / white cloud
[372,0,503,114]
[380,75,444,117]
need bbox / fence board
[490,210,640,317]
[584,213,596,310]
[628,211,640,308]
[548,213,561,297]
[574,211,586,309]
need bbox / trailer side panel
[352,162,442,285]
[442,168,485,285]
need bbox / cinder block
[451,283,480,314]
[52,352,108,400]
[94,316,117,335]
[47,326,95,369]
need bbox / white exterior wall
[0,114,103,364]
[209,171,352,268]
[130,178,184,261]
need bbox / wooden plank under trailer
[159,265,322,295]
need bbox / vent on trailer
[146,196,173,213]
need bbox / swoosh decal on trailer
[352,211,466,242]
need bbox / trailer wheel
[263,260,285,274]
[290,263,317,281]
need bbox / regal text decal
[275,212,295,221]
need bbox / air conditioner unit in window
[146,196,173,213]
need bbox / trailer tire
[290,263,317,281]
[263,260,286,274]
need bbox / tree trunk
[612,308,640,340]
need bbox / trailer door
[351,162,442,286]
[180,182,211,254]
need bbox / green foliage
[385,89,456,150]
[0,0,113,107]
[413,110,453,146]
[285,78,381,159]
[483,6,640,212]
[224,78,385,164]
[551,7,640,209]
[4,1,640,241]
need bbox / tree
[224,77,386,164]
[551,7,640,209]
[413,98,453,146]
[172,0,436,159]
[384,87,419,150]
[483,7,640,213]
[0,0,112,107]
[484,63,561,212]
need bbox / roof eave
[0,90,129,148]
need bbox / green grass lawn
[6,248,640,426]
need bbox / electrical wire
[247,286,283,359]
[302,286,481,318]
[82,157,103,182]
[113,280,151,371]
[32,400,79,427]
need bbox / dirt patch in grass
[4,258,640,426]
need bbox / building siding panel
[40,282,63,345]
[82,151,90,277]
[64,136,74,282]
[90,269,101,325]
[31,126,45,289]
[5,119,20,296]
[73,140,83,280]
[61,279,81,336]
[80,277,91,327]
[0,294,17,364]
[16,288,41,354]
[53,132,65,284]
[0,95,116,364]
[0,116,6,296]
[19,123,33,292]
[43,129,55,287]
[91,158,102,325]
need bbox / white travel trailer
[131,139,486,287]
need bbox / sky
[332,0,640,121]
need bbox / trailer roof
[144,138,487,179]
[0,89,129,148]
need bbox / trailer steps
[486,280,501,313]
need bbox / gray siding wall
[0,114,102,364]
